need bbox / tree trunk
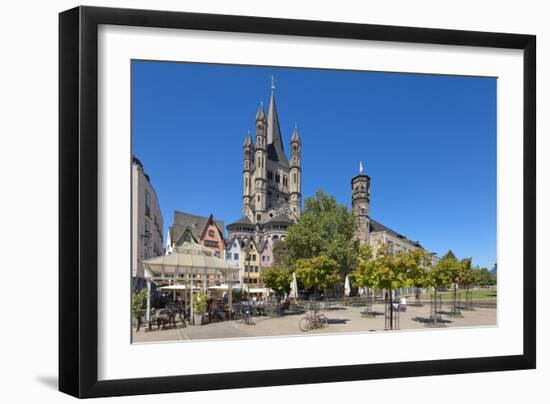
[453,283,457,313]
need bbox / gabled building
[224,237,242,268]
[224,236,264,293]
[242,238,262,291]
[167,211,225,258]
[259,239,274,269]
[166,211,226,286]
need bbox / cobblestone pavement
[132,303,497,343]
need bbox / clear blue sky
[132,60,496,269]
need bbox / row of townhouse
[165,210,275,292]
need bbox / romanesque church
[226,86,301,245]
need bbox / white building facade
[132,156,164,290]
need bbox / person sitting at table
[209,300,224,321]
[399,296,407,312]
[256,298,266,315]
[279,297,290,312]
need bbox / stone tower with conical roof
[351,161,371,246]
[289,125,302,217]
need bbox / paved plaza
[133,302,497,343]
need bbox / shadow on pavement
[412,316,453,324]
[360,311,384,317]
[327,318,350,324]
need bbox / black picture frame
[59,5,536,399]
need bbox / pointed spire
[243,130,253,147]
[359,160,364,174]
[255,100,266,121]
[291,124,301,143]
[267,92,283,144]
[266,83,289,166]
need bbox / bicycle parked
[299,309,328,332]
[235,300,255,325]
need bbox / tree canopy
[281,190,359,276]
[262,265,293,297]
[352,243,431,292]
[456,258,478,288]
[351,246,380,290]
[475,267,497,286]
[295,255,340,292]
[424,253,460,289]
[441,250,458,261]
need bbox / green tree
[427,255,456,290]
[351,246,380,292]
[440,251,464,313]
[272,239,290,267]
[457,258,478,288]
[295,255,340,298]
[283,190,359,287]
[358,243,431,329]
[441,250,458,261]
[476,267,497,286]
[424,254,457,323]
[262,265,293,301]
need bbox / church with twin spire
[227,81,301,245]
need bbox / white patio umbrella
[344,275,351,297]
[358,287,365,296]
[289,272,298,299]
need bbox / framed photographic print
[59,6,536,398]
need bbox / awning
[142,242,240,278]
[158,284,200,291]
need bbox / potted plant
[131,288,149,332]
[192,293,207,325]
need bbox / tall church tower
[232,79,302,244]
[254,101,268,223]
[289,125,302,217]
[352,161,371,246]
